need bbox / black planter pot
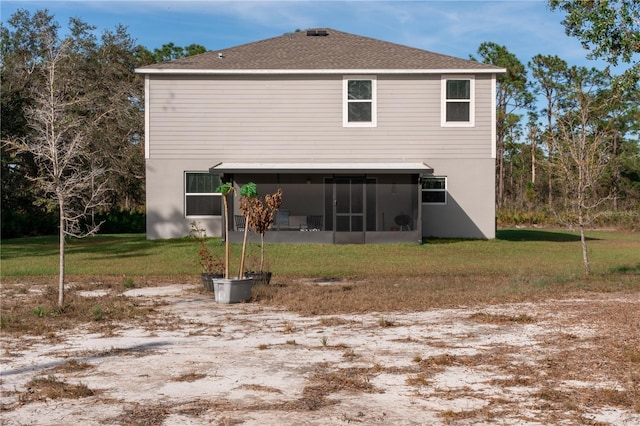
[201,273,223,292]
[244,271,272,285]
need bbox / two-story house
[136,29,504,243]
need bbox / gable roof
[136,28,504,74]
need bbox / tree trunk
[238,220,250,279]
[546,140,554,209]
[222,194,230,279]
[260,232,265,272]
[546,98,554,208]
[579,220,590,275]
[577,138,590,275]
[530,126,536,184]
[531,153,535,184]
[611,131,619,211]
[58,199,65,308]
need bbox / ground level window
[185,172,222,216]
[422,177,447,204]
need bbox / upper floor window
[185,172,222,216]
[441,76,474,127]
[421,177,447,204]
[343,75,377,127]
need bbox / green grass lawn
[2,229,638,279]
[1,228,639,317]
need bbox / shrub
[94,209,145,234]
[497,207,550,227]
[1,208,57,238]
[592,210,639,230]
[91,305,103,321]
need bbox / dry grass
[49,359,94,374]
[19,375,95,404]
[171,372,207,382]
[318,316,351,326]
[377,315,396,327]
[0,276,171,338]
[530,301,640,414]
[406,372,431,386]
[237,384,283,393]
[281,320,295,333]
[252,271,639,316]
[2,278,639,424]
[402,299,639,420]
[110,403,171,426]
[424,299,639,419]
[309,364,380,394]
[469,312,536,324]
[440,408,485,421]
[274,364,383,412]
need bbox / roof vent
[307,29,328,37]
[218,52,224,59]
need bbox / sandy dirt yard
[1,281,639,425]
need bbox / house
[135,29,505,243]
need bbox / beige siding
[148,74,493,160]
[422,158,496,239]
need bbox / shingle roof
[137,28,503,73]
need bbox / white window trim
[421,176,447,205]
[441,75,475,128]
[184,171,222,217]
[343,75,377,127]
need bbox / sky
[0,0,624,74]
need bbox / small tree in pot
[240,188,283,283]
[212,181,256,303]
[237,182,258,278]
[216,182,235,279]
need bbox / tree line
[481,1,639,233]
[2,4,639,242]
[1,9,205,238]
[476,44,638,220]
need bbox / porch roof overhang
[209,162,433,175]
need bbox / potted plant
[213,181,256,303]
[189,221,223,292]
[240,188,282,284]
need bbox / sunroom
[209,162,433,244]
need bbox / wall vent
[307,29,328,37]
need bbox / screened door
[323,177,376,244]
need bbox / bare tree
[552,67,616,274]
[241,188,283,272]
[3,33,108,307]
[3,11,149,238]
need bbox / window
[185,172,222,216]
[343,76,376,127]
[421,177,447,204]
[442,76,474,127]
